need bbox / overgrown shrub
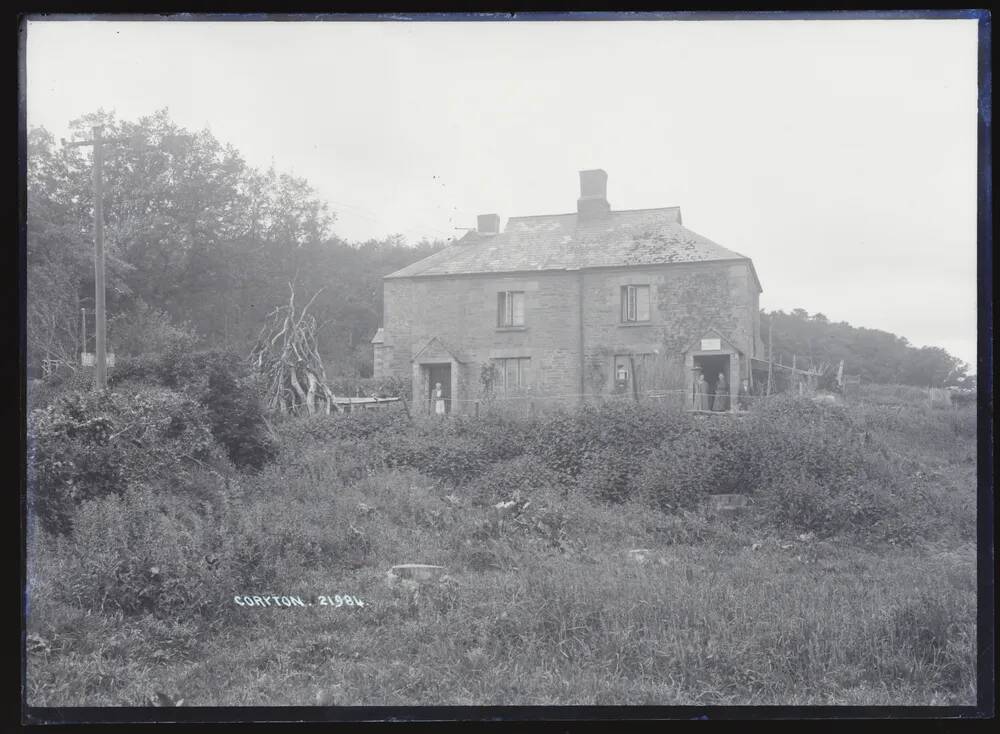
[472,454,563,505]
[632,433,727,511]
[575,446,643,503]
[387,432,492,486]
[275,408,409,446]
[108,300,199,359]
[55,485,229,618]
[531,402,692,482]
[753,475,925,543]
[27,388,218,534]
[447,412,537,463]
[26,367,95,411]
[112,349,278,472]
[742,396,868,491]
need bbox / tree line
[27,109,971,389]
[762,309,971,389]
[27,108,445,379]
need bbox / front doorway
[692,354,731,411]
[426,363,452,414]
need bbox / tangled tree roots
[250,285,338,415]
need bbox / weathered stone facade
[374,170,763,414]
[377,259,761,414]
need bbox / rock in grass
[388,564,446,582]
[626,548,655,564]
[707,494,749,511]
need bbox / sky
[25,17,980,368]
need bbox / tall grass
[26,388,977,706]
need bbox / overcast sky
[25,17,980,368]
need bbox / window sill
[618,321,652,328]
[496,326,528,332]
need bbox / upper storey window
[497,291,525,327]
[621,285,650,323]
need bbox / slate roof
[385,207,759,290]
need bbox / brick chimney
[477,213,500,235]
[577,169,610,217]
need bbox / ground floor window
[493,357,530,391]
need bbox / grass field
[25,388,978,707]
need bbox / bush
[753,474,927,543]
[27,387,219,535]
[531,402,692,482]
[447,412,537,463]
[633,433,726,511]
[754,475,841,536]
[743,396,867,491]
[108,300,199,358]
[575,447,643,503]
[275,408,409,446]
[56,485,229,618]
[112,349,278,472]
[27,368,95,411]
[473,454,563,505]
[388,432,492,486]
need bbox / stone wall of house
[379,260,759,412]
[382,271,584,412]
[580,261,758,398]
[372,343,391,380]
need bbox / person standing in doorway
[695,371,711,410]
[434,382,446,415]
[713,372,730,412]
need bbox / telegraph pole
[92,126,108,390]
[64,126,109,390]
[63,128,192,391]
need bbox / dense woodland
[27,109,971,389]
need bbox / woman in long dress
[712,372,730,412]
[695,372,711,410]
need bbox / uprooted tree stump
[249,284,338,415]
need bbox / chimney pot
[477,213,500,235]
[577,169,610,217]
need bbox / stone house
[372,169,764,414]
